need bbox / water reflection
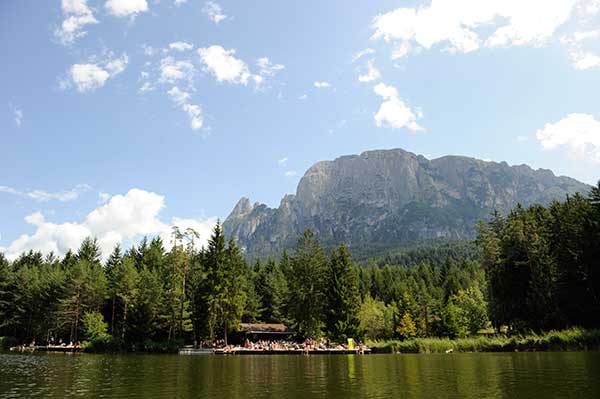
[1,352,599,398]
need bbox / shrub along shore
[369,328,600,354]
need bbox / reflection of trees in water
[2,353,599,398]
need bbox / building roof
[238,323,292,334]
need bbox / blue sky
[1,0,600,259]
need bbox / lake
[1,351,599,398]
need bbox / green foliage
[0,183,597,351]
[325,244,361,341]
[397,312,417,339]
[370,328,600,353]
[284,230,328,339]
[479,184,600,332]
[83,335,125,353]
[358,296,394,340]
[82,311,108,340]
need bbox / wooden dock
[10,346,82,353]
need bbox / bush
[0,336,18,350]
[138,339,183,353]
[83,335,125,353]
[368,328,600,354]
[82,311,109,340]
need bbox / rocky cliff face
[223,148,590,258]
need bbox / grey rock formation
[223,148,590,258]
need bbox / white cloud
[9,104,23,127]
[198,45,251,84]
[536,113,600,161]
[1,189,217,261]
[54,0,98,46]
[167,86,204,130]
[372,0,578,57]
[69,64,110,92]
[573,30,600,42]
[278,157,288,165]
[571,51,600,70]
[142,44,163,57]
[298,94,308,100]
[24,212,45,226]
[202,1,227,24]
[352,48,375,62]
[358,59,381,83]
[65,52,128,93]
[0,183,92,202]
[105,53,129,76]
[314,81,331,88]
[169,41,194,52]
[373,82,424,132]
[105,0,148,18]
[285,170,297,177]
[98,192,111,203]
[139,81,155,93]
[174,0,188,5]
[158,57,196,84]
[256,57,285,77]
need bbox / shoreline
[369,328,600,354]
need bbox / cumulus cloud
[105,0,148,18]
[167,86,204,130]
[536,113,600,161]
[169,41,194,52]
[64,52,128,93]
[69,64,110,92]
[562,29,600,70]
[0,183,92,202]
[372,0,578,58]
[373,82,424,132]
[24,212,45,226]
[277,157,288,165]
[198,45,251,84]
[1,188,217,261]
[202,1,227,24]
[572,52,600,70]
[314,81,331,88]
[358,59,381,83]
[54,0,98,45]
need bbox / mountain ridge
[223,148,590,259]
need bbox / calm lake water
[1,351,599,398]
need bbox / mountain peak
[223,148,590,259]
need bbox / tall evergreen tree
[326,244,361,341]
[285,230,328,339]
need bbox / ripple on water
[1,352,600,399]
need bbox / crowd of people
[213,338,368,353]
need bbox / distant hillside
[223,148,590,259]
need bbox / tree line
[0,182,598,349]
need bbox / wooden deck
[179,348,370,355]
[10,346,83,353]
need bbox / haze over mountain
[223,148,590,258]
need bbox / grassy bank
[369,328,600,354]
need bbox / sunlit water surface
[1,351,599,398]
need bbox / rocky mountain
[223,148,591,259]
